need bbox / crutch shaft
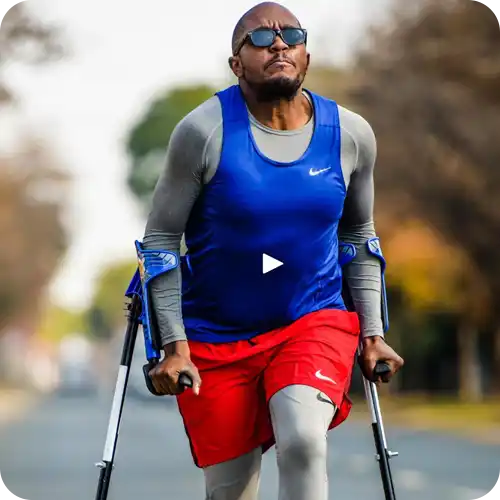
[362,373,398,500]
[95,461,113,500]
[372,420,396,500]
[94,296,140,500]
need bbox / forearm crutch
[94,268,191,500]
[339,238,399,500]
[362,358,399,500]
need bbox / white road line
[346,453,373,473]
[393,469,428,491]
[453,487,489,500]
[343,453,491,500]
[344,453,430,491]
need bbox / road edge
[0,389,38,427]
[348,399,500,445]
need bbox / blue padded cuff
[366,237,389,333]
[338,242,357,267]
[338,238,389,333]
[135,240,179,286]
[133,240,180,359]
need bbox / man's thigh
[269,384,337,442]
[263,308,360,419]
[176,341,273,468]
[204,448,262,500]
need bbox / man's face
[231,8,310,101]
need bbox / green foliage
[37,305,87,343]
[125,84,217,210]
[86,260,138,340]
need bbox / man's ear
[228,55,243,78]
[306,52,311,69]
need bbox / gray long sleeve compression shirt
[143,90,383,347]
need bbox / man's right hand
[148,341,202,396]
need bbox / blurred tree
[0,4,70,387]
[125,84,217,211]
[383,217,490,400]
[384,219,488,317]
[0,142,71,335]
[304,65,356,106]
[0,2,66,105]
[349,0,500,397]
[37,304,86,343]
[86,260,137,340]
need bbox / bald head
[231,2,301,55]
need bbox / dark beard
[245,75,303,103]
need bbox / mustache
[265,56,296,69]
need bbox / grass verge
[348,393,500,444]
[0,388,37,426]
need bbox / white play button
[263,253,283,274]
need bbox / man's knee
[270,385,334,471]
[277,424,328,469]
[204,448,261,500]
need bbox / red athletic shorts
[176,308,360,468]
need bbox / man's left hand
[358,336,404,384]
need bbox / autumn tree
[0,143,70,333]
[0,2,65,104]
[349,0,500,397]
[0,3,70,339]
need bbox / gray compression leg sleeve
[202,386,335,500]
[203,448,262,500]
[270,385,337,500]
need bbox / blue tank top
[181,84,347,343]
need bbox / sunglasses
[235,27,307,55]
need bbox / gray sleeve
[338,112,384,338]
[142,98,222,347]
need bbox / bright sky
[1,0,395,311]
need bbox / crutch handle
[374,361,391,381]
[143,360,193,396]
[178,372,193,388]
[143,362,160,396]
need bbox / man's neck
[241,85,312,131]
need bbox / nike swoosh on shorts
[315,370,337,384]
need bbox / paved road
[0,388,498,500]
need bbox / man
[140,2,404,499]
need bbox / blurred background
[0,0,499,499]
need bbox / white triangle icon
[263,253,283,274]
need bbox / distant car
[57,360,98,397]
[56,334,98,397]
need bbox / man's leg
[261,309,361,499]
[203,447,262,500]
[269,385,337,500]
[175,338,273,499]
